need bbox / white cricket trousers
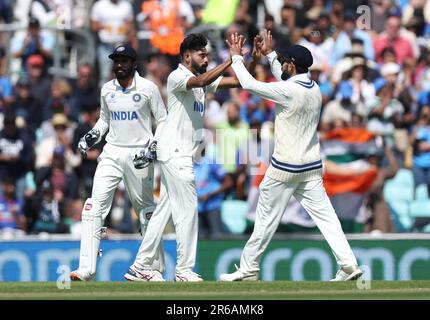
[92,143,164,271]
[133,156,198,274]
[92,144,155,221]
[240,175,358,273]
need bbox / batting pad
[78,198,102,276]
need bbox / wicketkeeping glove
[133,140,157,169]
[78,129,100,157]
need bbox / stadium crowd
[1,0,430,238]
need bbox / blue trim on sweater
[271,157,322,169]
[294,80,315,88]
[270,160,323,173]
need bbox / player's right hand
[261,29,274,56]
[78,136,88,157]
[78,129,100,157]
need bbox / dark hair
[179,33,208,57]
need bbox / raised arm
[227,32,289,105]
[218,34,264,89]
[186,59,232,89]
[261,30,283,81]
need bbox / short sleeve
[168,69,193,93]
[205,76,223,94]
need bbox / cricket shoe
[219,265,259,281]
[175,271,204,282]
[124,265,165,282]
[70,269,95,281]
[330,265,363,281]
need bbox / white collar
[113,71,139,92]
[287,73,311,83]
[178,63,196,76]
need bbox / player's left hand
[226,32,246,57]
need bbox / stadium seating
[387,201,413,231]
[409,200,430,218]
[221,200,248,234]
[383,169,415,232]
[415,184,429,200]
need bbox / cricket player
[124,33,254,282]
[220,31,363,282]
[70,45,167,281]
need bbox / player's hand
[133,139,157,169]
[226,32,246,57]
[78,129,100,158]
[78,136,89,157]
[261,29,274,56]
[252,35,263,62]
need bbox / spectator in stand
[298,24,334,72]
[9,77,43,138]
[321,80,367,131]
[91,0,137,85]
[410,105,430,193]
[0,177,27,236]
[0,46,13,107]
[0,113,34,202]
[374,11,417,64]
[0,0,13,24]
[366,82,405,149]
[240,94,266,125]
[330,10,375,67]
[26,54,52,108]
[143,54,171,103]
[195,147,233,239]
[364,144,397,233]
[68,63,100,123]
[34,145,79,204]
[11,18,55,73]
[342,57,376,111]
[42,78,72,122]
[35,113,79,172]
[236,116,274,201]
[27,180,69,234]
[217,100,249,196]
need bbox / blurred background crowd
[1,0,430,239]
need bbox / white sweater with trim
[232,54,323,182]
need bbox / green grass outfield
[0,281,429,299]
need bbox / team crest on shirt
[107,92,117,103]
[133,93,141,102]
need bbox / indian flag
[321,128,380,222]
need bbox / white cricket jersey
[232,54,323,183]
[93,72,167,147]
[156,64,222,161]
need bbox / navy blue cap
[277,45,313,70]
[108,45,137,61]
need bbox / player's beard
[191,59,207,74]
[281,70,291,81]
[115,66,134,80]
